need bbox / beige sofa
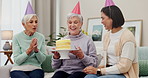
[0,51,102,78]
[1,47,148,78]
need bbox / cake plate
[51,49,78,59]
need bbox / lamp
[1,30,13,50]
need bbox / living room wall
[59,0,148,46]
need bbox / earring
[79,29,82,31]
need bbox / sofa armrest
[0,65,13,78]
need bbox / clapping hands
[26,38,39,55]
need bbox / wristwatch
[97,68,102,75]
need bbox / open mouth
[33,28,36,30]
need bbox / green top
[12,31,46,67]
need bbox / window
[1,0,33,33]
[0,0,32,66]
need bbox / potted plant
[45,27,67,46]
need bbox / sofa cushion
[41,55,55,73]
[139,60,148,76]
[138,47,148,60]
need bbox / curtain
[0,0,2,65]
[0,0,2,42]
[0,0,32,66]
[35,0,51,37]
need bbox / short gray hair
[67,13,83,23]
[22,14,38,25]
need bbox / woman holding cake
[10,2,46,78]
[52,2,99,78]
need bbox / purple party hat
[25,1,35,15]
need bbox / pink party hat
[105,0,115,7]
[25,1,35,15]
[72,2,81,14]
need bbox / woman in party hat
[10,2,46,78]
[83,0,139,78]
[51,2,99,78]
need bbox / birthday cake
[56,39,71,50]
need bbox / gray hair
[22,14,38,25]
[67,13,83,23]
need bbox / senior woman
[10,14,46,78]
[51,2,98,78]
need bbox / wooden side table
[0,50,13,65]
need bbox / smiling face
[67,16,83,35]
[23,16,38,34]
[101,12,113,30]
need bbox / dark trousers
[52,71,87,78]
[10,69,44,78]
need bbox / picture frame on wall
[87,17,106,54]
[123,20,143,46]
